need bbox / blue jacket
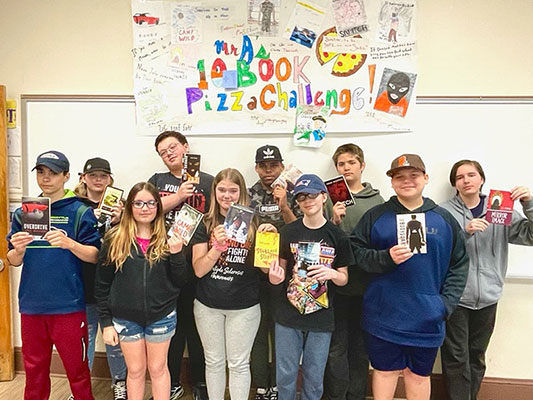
[351,196,469,347]
[8,191,101,314]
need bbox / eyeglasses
[158,143,179,158]
[295,192,321,202]
[132,200,158,209]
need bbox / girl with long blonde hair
[191,168,276,400]
[96,182,187,400]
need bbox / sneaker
[112,380,127,400]
[170,385,185,400]
[148,385,184,400]
[269,386,278,400]
[255,387,269,400]
[192,383,208,400]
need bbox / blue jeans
[113,310,177,343]
[275,323,332,400]
[86,304,127,383]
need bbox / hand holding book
[168,231,184,254]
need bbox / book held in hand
[272,163,303,190]
[98,185,124,216]
[168,203,203,245]
[397,213,427,254]
[21,196,50,239]
[254,231,280,268]
[224,204,255,244]
[182,153,201,184]
[325,175,355,207]
[486,189,513,226]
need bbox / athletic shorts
[365,333,438,376]
[113,310,177,343]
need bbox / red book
[486,190,514,226]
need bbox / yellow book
[254,231,280,268]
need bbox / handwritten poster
[131,0,418,135]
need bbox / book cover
[272,163,303,190]
[182,153,201,184]
[21,196,50,239]
[168,203,204,245]
[486,189,514,226]
[324,175,355,207]
[254,231,280,268]
[98,185,124,216]
[397,213,427,254]
[224,204,255,244]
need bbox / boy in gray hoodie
[440,159,533,400]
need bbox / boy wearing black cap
[350,154,468,400]
[248,145,300,400]
[268,174,354,400]
[7,150,101,400]
[148,131,212,400]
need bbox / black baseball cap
[80,157,112,175]
[255,145,283,163]
[32,150,69,173]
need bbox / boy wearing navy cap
[268,174,354,400]
[7,150,101,400]
[248,145,300,400]
[350,154,468,400]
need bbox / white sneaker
[112,380,127,400]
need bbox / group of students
[6,130,533,400]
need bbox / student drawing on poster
[377,0,416,44]
[131,0,168,46]
[247,0,280,37]
[332,0,369,37]
[293,105,329,148]
[285,1,325,48]
[171,3,202,44]
[374,68,417,118]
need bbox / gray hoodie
[440,194,533,310]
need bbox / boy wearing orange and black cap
[350,154,469,400]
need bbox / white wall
[1,0,533,379]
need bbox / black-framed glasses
[132,200,158,209]
[295,192,321,202]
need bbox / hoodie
[325,182,384,296]
[440,194,533,310]
[7,190,101,315]
[351,196,469,347]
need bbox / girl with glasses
[191,168,276,400]
[95,182,187,400]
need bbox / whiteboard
[21,95,533,278]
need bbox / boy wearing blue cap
[268,174,354,400]
[7,150,100,400]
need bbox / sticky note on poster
[322,36,369,53]
[222,70,238,89]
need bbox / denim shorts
[112,310,177,343]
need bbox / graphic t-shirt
[275,219,354,332]
[148,171,213,226]
[192,220,260,310]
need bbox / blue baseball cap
[293,174,327,195]
[32,150,70,173]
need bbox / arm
[508,187,533,245]
[94,244,116,329]
[167,232,188,285]
[191,224,227,278]
[273,186,297,224]
[440,219,469,317]
[7,231,33,266]
[268,257,287,285]
[307,264,348,286]
[43,230,99,263]
[160,181,196,214]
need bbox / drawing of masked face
[189,159,200,176]
[386,72,410,104]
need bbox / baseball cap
[386,154,426,177]
[293,174,327,195]
[80,157,112,175]
[32,150,69,173]
[255,145,283,163]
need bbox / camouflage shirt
[248,180,301,231]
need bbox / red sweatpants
[21,312,94,400]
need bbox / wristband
[212,241,228,252]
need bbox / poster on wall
[131,0,418,135]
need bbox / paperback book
[182,153,201,184]
[254,231,280,268]
[168,203,204,245]
[272,163,303,190]
[98,185,124,216]
[325,175,355,207]
[224,204,255,244]
[486,190,513,226]
[21,196,50,239]
[397,213,427,254]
